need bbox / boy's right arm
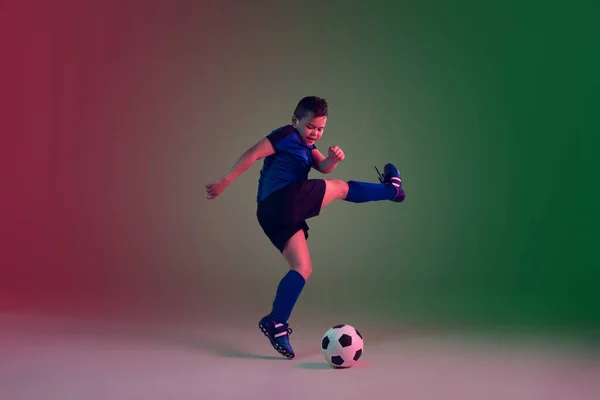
[223,137,275,184]
[205,137,276,199]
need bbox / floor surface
[1,312,598,400]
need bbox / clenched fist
[205,178,228,199]
[328,145,345,162]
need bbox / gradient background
[1,0,598,336]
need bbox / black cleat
[258,315,295,359]
[375,163,405,202]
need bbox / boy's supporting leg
[259,229,311,359]
[272,229,312,322]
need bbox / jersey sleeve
[266,125,296,151]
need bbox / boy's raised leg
[321,162,405,209]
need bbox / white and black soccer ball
[321,324,364,368]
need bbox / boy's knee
[326,179,349,199]
[293,264,312,280]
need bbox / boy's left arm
[311,146,344,174]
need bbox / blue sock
[343,181,397,203]
[271,270,306,323]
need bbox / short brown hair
[293,96,328,120]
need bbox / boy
[205,96,405,359]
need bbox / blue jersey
[256,125,316,203]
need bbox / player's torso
[272,134,313,173]
[263,134,313,180]
[257,128,314,201]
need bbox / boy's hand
[328,146,345,162]
[205,178,229,200]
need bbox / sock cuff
[288,269,306,284]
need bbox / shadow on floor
[295,362,332,370]
[296,361,372,370]
[159,335,288,360]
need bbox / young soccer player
[205,96,405,359]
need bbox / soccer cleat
[375,163,405,202]
[258,315,295,359]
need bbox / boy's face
[292,113,327,147]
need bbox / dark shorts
[256,179,326,253]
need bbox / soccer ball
[321,324,364,368]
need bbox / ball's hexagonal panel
[331,355,344,366]
[338,333,352,348]
[321,335,330,350]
